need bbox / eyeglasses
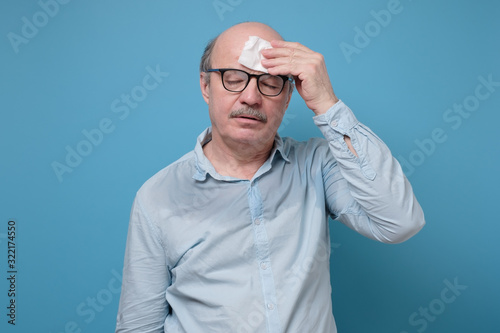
[205,68,293,97]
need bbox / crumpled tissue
[238,36,272,73]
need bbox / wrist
[312,96,339,116]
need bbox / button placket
[247,181,282,331]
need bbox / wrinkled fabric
[116,101,425,333]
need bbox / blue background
[1,0,499,332]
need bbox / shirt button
[254,218,261,225]
[260,262,267,270]
[267,303,275,310]
[331,120,338,127]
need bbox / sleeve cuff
[312,100,359,139]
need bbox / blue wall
[1,0,499,332]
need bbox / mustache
[229,108,267,123]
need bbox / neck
[203,133,275,180]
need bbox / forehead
[211,23,282,68]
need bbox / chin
[229,128,275,146]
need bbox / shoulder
[281,136,332,161]
[136,150,196,200]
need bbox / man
[116,22,425,332]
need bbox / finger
[261,48,315,72]
[261,53,308,69]
[261,45,311,60]
[263,62,304,78]
[269,40,312,52]
[262,52,324,76]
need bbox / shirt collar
[192,127,290,182]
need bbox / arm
[262,41,424,243]
[116,196,170,332]
[314,101,424,243]
[262,41,358,155]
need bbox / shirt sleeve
[313,100,425,243]
[116,196,170,332]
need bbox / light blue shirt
[116,101,425,333]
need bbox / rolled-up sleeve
[116,196,170,332]
[314,100,425,244]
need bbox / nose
[238,77,262,107]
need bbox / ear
[200,72,210,105]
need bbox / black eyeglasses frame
[205,68,293,97]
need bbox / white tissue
[238,36,272,73]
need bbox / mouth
[229,108,267,123]
[236,115,261,121]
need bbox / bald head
[213,22,283,63]
[200,22,283,75]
